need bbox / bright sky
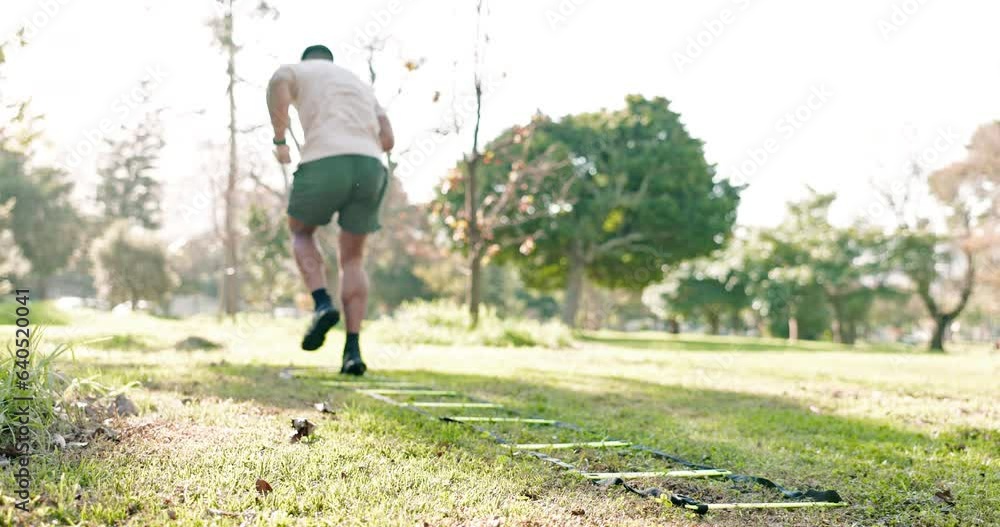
[3,0,999,241]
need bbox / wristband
[273,137,287,146]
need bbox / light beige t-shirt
[271,60,385,163]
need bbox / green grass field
[1,309,997,526]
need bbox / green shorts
[287,154,389,233]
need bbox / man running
[267,44,394,376]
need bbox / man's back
[272,60,383,163]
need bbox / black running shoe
[301,307,340,351]
[340,352,367,376]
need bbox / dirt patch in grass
[118,418,238,448]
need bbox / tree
[0,198,29,294]
[91,222,178,310]
[0,155,82,297]
[0,36,80,297]
[432,115,575,316]
[779,192,890,344]
[207,0,279,316]
[243,202,295,311]
[457,0,490,327]
[879,140,990,351]
[477,96,739,327]
[662,261,750,335]
[734,228,819,342]
[95,83,164,229]
[356,35,435,315]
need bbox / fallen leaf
[313,402,335,414]
[92,425,119,441]
[570,509,585,516]
[934,489,956,506]
[167,509,177,520]
[289,418,317,443]
[115,394,139,417]
[255,478,273,496]
[341,471,348,479]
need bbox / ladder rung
[321,380,416,388]
[411,402,503,408]
[581,469,731,479]
[361,389,458,396]
[446,416,555,424]
[513,441,631,450]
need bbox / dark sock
[310,288,332,312]
[344,332,360,357]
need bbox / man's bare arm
[267,76,293,142]
[377,114,394,152]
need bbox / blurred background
[1,0,997,352]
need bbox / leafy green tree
[436,96,740,328]
[91,222,178,309]
[781,192,891,344]
[660,252,750,334]
[171,232,222,299]
[243,202,295,311]
[0,198,29,294]
[0,154,82,297]
[95,86,164,229]
[732,226,817,341]
[1,40,80,297]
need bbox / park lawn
[1,310,997,526]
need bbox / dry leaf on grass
[934,488,956,506]
[255,478,273,496]
[289,418,316,443]
[313,402,335,414]
[570,509,586,516]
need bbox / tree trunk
[828,295,845,344]
[562,250,585,327]
[35,278,48,300]
[930,315,951,352]
[843,320,857,345]
[667,318,680,334]
[706,312,721,335]
[220,2,240,317]
[468,249,482,328]
[788,316,799,342]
